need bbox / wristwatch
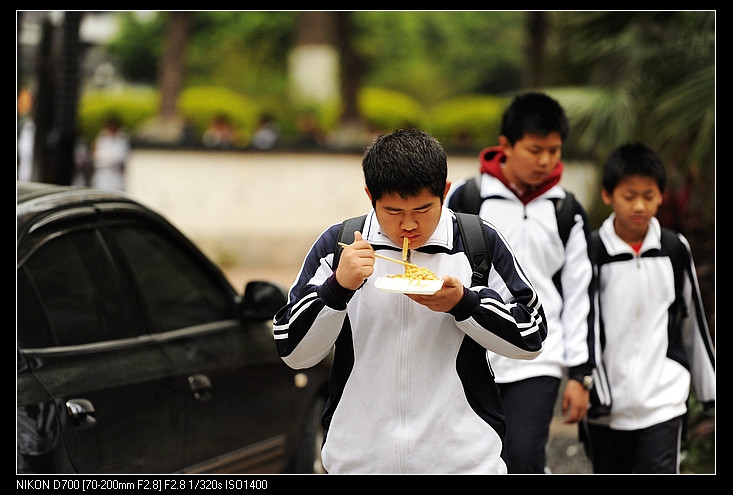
[571,374,593,391]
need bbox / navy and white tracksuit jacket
[589,215,715,430]
[447,173,597,384]
[273,207,547,473]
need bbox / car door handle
[66,398,97,428]
[187,374,213,402]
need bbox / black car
[16,182,328,474]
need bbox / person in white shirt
[91,115,130,191]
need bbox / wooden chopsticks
[337,242,417,267]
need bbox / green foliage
[185,11,294,99]
[96,10,715,203]
[108,11,526,110]
[544,86,635,162]
[352,11,525,103]
[76,84,507,154]
[546,11,715,223]
[189,11,295,69]
[108,11,296,96]
[426,95,508,151]
[78,86,261,146]
[357,87,425,131]
[78,87,159,143]
[680,392,715,474]
[107,12,165,84]
[178,86,260,145]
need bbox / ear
[498,135,511,151]
[443,181,452,202]
[601,189,612,206]
[364,186,373,203]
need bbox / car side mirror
[240,280,287,321]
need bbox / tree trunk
[525,11,548,89]
[334,12,362,126]
[289,11,339,107]
[158,11,190,120]
[31,12,82,185]
[53,11,83,185]
[290,11,368,149]
[137,11,192,144]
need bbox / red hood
[479,146,563,205]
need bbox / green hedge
[178,86,260,146]
[357,87,425,131]
[78,85,506,151]
[78,87,158,143]
[79,85,260,146]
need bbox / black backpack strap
[587,229,614,419]
[590,230,601,256]
[555,190,576,247]
[660,228,689,320]
[458,175,483,215]
[333,215,367,271]
[454,212,491,287]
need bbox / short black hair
[500,92,569,145]
[602,142,667,194]
[362,128,447,206]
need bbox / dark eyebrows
[526,143,561,152]
[383,201,435,212]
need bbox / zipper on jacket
[630,254,644,415]
[397,295,410,473]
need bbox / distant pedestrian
[17,87,35,182]
[252,114,280,150]
[72,137,93,187]
[91,115,130,191]
[202,114,235,149]
[17,118,35,182]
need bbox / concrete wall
[127,150,598,269]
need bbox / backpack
[333,212,491,287]
[458,174,577,246]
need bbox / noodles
[386,237,439,281]
[385,236,439,282]
[400,265,439,280]
[387,263,439,281]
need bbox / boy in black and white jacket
[274,129,547,474]
[587,142,715,473]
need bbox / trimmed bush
[78,87,158,143]
[427,94,508,150]
[79,86,261,147]
[179,86,260,146]
[78,86,509,153]
[358,87,425,131]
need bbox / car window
[17,228,142,348]
[108,225,233,332]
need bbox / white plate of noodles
[374,275,444,295]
